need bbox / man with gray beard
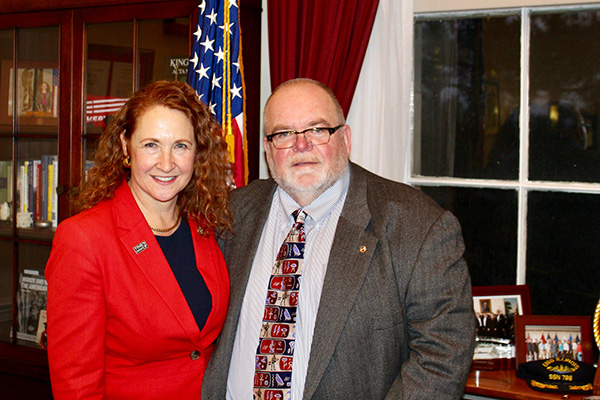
[202,78,475,400]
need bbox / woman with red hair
[46,80,231,399]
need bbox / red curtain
[268,0,380,117]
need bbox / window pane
[0,29,13,134]
[0,239,13,343]
[527,191,600,316]
[83,136,98,179]
[0,137,11,345]
[0,137,12,227]
[16,26,59,135]
[15,138,59,233]
[15,27,60,233]
[529,10,600,182]
[139,17,190,86]
[414,15,521,179]
[419,186,518,285]
[85,22,133,134]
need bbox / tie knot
[292,209,306,225]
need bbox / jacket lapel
[303,163,379,399]
[219,181,277,344]
[112,182,201,344]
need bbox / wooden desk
[464,370,590,400]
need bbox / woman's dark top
[155,219,212,331]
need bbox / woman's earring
[123,156,131,168]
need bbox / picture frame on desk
[0,60,59,128]
[514,314,594,367]
[472,285,532,371]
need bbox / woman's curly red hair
[75,80,232,232]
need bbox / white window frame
[410,2,600,285]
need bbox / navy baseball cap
[516,358,596,393]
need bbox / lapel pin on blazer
[133,241,149,254]
[360,245,367,253]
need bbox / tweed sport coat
[202,162,475,399]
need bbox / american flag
[86,95,128,127]
[52,69,59,117]
[187,0,247,187]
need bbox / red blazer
[46,181,229,399]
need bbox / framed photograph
[472,285,532,370]
[514,315,594,366]
[0,60,59,127]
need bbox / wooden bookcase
[0,0,261,385]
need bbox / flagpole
[223,0,235,163]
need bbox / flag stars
[190,4,243,134]
[212,75,222,90]
[219,22,235,34]
[215,47,225,62]
[200,36,215,53]
[190,1,244,188]
[231,83,242,100]
[193,25,203,42]
[190,53,199,69]
[206,9,218,25]
[196,63,210,80]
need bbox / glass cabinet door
[83,21,134,174]
[16,26,59,234]
[0,29,14,238]
[0,134,13,342]
[84,21,133,136]
[83,16,190,178]
[138,17,191,84]
[0,25,59,347]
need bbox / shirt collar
[276,164,350,224]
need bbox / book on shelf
[0,160,12,204]
[0,161,12,222]
[18,161,29,213]
[15,155,58,228]
[50,156,58,227]
[16,269,48,343]
[27,160,35,220]
[40,156,49,222]
[33,160,41,222]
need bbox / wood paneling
[0,0,173,15]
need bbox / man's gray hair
[263,78,346,135]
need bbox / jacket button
[190,350,201,360]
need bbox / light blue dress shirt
[226,167,350,400]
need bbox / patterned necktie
[254,209,307,400]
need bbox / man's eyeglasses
[265,125,344,149]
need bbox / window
[413,5,600,317]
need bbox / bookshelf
[0,0,261,387]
